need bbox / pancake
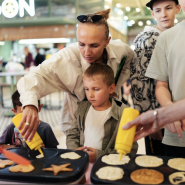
[96,166,124,181]
[131,169,164,184]
[102,154,130,165]
[135,156,163,167]
[60,152,81,160]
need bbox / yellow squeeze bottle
[12,113,43,155]
[115,108,139,161]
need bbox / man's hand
[149,130,163,141]
[165,121,182,138]
[122,110,160,141]
[123,82,131,96]
[18,105,40,142]
[85,147,96,163]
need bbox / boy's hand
[85,147,96,163]
[76,147,86,150]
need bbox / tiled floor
[0,87,145,154]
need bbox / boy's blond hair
[83,63,115,86]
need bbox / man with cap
[130,0,181,155]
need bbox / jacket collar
[106,43,117,60]
[109,98,121,121]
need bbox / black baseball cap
[146,0,179,10]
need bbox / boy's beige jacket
[17,39,136,131]
[66,99,138,159]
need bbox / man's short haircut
[12,90,40,110]
[83,63,115,86]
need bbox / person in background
[130,0,181,156]
[0,90,59,149]
[35,48,45,66]
[121,79,133,107]
[17,9,136,142]
[145,0,185,157]
[66,63,138,184]
[0,57,2,72]
[24,47,35,71]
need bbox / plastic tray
[91,153,183,184]
[0,147,89,184]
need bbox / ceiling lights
[116,3,121,8]
[131,20,135,24]
[118,9,123,15]
[138,21,143,26]
[124,16,128,20]
[19,38,70,44]
[126,7,130,11]
[0,41,5,45]
[104,5,110,9]
[146,20,151,25]
[136,8,140,12]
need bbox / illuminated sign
[0,0,35,18]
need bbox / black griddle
[0,147,89,184]
[91,153,184,185]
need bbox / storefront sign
[0,0,35,18]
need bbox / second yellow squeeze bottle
[115,108,139,161]
[12,113,43,155]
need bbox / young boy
[0,90,59,149]
[145,0,185,157]
[66,63,138,183]
[130,0,181,155]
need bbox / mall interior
[0,0,185,184]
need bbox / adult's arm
[130,30,160,113]
[17,43,85,141]
[155,80,182,136]
[66,111,80,150]
[155,81,172,106]
[123,98,185,140]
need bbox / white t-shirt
[84,105,111,150]
[145,21,185,147]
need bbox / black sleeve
[0,123,15,145]
[44,125,59,148]
[37,122,59,148]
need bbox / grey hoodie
[130,26,161,113]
